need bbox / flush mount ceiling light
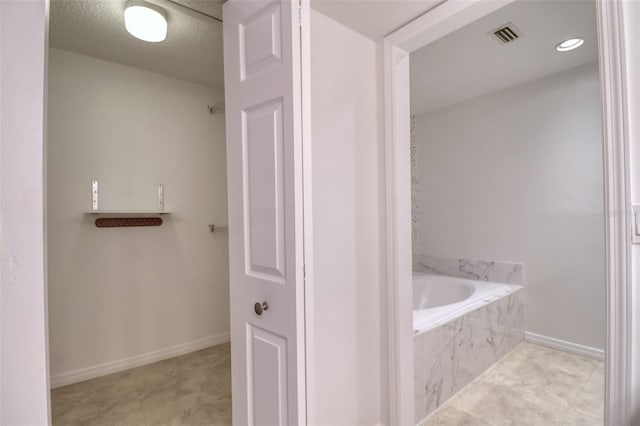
[555,37,584,52]
[124,1,168,42]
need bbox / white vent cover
[490,22,522,44]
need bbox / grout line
[418,341,604,425]
[418,343,524,425]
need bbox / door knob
[254,302,269,316]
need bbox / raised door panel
[247,325,288,425]
[242,99,286,284]
[239,2,282,80]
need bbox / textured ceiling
[50,0,224,89]
[169,0,222,18]
[410,0,598,114]
[311,0,442,40]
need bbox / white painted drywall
[309,10,384,426]
[414,62,605,350]
[311,0,440,41]
[47,49,229,381]
[0,0,51,424]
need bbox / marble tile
[414,289,524,423]
[410,114,419,266]
[424,342,605,425]
[487,344,599,388]
[449,378,600,426]
[419,404,492,426]
[578,365,605,421]
[51,343,231,426]
[485,343,603,422]
[415,254,524,285]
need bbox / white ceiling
[50,0,597,100]
[49,0,225,89]
[410,0,598,114]
[311,0,442,40]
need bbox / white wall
[47,49,229,382]
[414,62,605,350]
[0,0,50,424]
[309,11,385,426]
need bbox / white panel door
[223,1,307,425]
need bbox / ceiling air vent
[490,22,522,44]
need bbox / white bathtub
[413,273,522,334]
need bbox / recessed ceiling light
[556,37,584,52]
[124,2,168,43]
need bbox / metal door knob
[254,302,269,316]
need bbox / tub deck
[413,272,522,334]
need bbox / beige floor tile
[51,343,231,426]
[420,404,492,426]
[425,342,604,426]
[53,341,603,426]
[452,378,600,426]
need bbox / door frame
[383,1,635,425]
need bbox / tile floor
[51,343,231,426]
[52,341,603,426]
[420,342,604,426]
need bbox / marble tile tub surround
[410,114,419,265]
[414,289,524,424]
[414,254,524,285]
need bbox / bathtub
[413,272,521,334]
[413,272,524,423]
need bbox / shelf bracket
[92,180,99,211]
[159,184,165,211]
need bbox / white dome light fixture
[555,37,584,52]
[124,1,168,43]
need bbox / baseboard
[50,332,230,388]
[524,332,604,361]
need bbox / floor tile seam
[582,363,605,386]
[416,377,478,426]
[446,401,500,426]
[450,389,598,426]
[525,345,601,369]
[418,369,503,425]
[550,363,599,385]
[571,408,605,423]
[486,356,600,389]
[417,345,526,424]
[484,370,598,412]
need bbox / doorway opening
[384,0,632,425]
[46,1,232,424]
[411,1,604,423]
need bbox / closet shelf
[85,210,172,215]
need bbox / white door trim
[596,1,633,423]
[383,1,635,425]
[299,0,315,423]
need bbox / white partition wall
[0,0,50,424]
[308,10,385,426]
